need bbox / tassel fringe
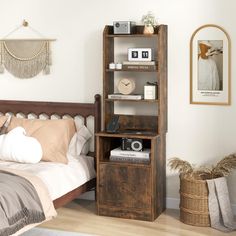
[43,65,50,75]
[0,64,4,73]
[0,40,51,79]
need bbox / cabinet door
[99,164,151,209]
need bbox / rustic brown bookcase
[96,25,167,221]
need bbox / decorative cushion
[0,116,12,135]
[68,125,92,157]
[80,125,92,155]
[0,116,76,164]
[0,127,42,163]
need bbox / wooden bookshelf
[96,25,168,221]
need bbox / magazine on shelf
[110,147,150,158]
[108,93,143,100]
[122,65,157,70]
[110,155,150,164]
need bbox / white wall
[0,0,236,206]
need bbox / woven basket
[179,175,210,227]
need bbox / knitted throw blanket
[206,177,236,232]
[0,170,46,236]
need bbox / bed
[0,94,101,235]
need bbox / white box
[144,85,157,99]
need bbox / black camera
[121,138,143,152]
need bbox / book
[110,155,150,164]
[108,93,143,100]
[110,147,150,158]
[122,61,156,65]
[122,65,157,70]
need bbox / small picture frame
[144,85,157,99]
[128,48,152,61]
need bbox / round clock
[117,78,135,95]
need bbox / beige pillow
[0,116,10,129]
[0,116,76,164]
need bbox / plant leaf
[211,154,236,177]
[168,157,193,175]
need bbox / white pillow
[68,125,92,156]
[79,125,92,155]
[0,127,42,163]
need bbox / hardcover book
[110,147,150,158]
[108,93,143,100]
[110,155,149,164]
[122,61,156,65]
[122,65,157,70]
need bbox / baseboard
[78,194,236,216]
[166,197,236,216]
[166,197,180,209]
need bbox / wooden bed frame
[0,94,101,208]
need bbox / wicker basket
[179,175,210,227]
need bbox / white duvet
[0,154,96,200]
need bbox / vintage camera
[113,21,136,34]
[121,138,143,152]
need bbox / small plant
[141,11,157,27]
[168,154,236,180]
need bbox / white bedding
[0,153,96,200]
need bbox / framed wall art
[190,24,231,105]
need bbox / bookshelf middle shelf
[106,68,158,72]
[105,98,158,103]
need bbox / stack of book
[108,93,143,100]
[110,147,150,164]
[122,61,157,70]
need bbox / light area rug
[21,227,96,236]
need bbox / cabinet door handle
[99,184,104,188]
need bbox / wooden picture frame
[190,24,231,105]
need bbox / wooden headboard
[0,94,101,154]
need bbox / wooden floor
[41,199,235,236]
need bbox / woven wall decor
[0,20,55,79]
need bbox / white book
[110,147,150,158]
[108,93,143,100]
[110,155,150,164]
[122,61,156,65]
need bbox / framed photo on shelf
[190,24,231,105]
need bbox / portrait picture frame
[190,24,231,105]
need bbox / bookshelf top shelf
[103,25,161,38]
[106,34,158,38]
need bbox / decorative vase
[143,24,154,34]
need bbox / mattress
[0,154,96,200]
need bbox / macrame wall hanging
[0,20,56,79]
